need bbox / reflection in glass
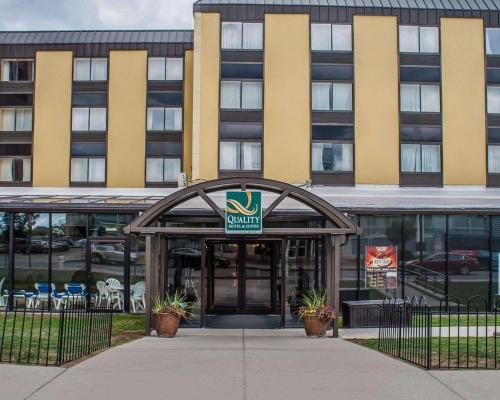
[0,213,9,305]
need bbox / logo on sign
[225,191,262,234]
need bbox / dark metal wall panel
[0,93,33,106]
[400,54,441,66]
[311,52,354,64]
[312,172,355,186]
[221,51,264,62]
[312,111,354,124]
[0,143,31,156]
[400,113,442,125]
[220,110,263,123]
[400,172,443,187]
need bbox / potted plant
[152,291,191,338]
[297,289,336,337]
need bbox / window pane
[148,57,165,80]
[15,109,32,131]
[72,108,90,131]
[74,58,91,81]
[220,81,241,109]
[486,28,500,55]
[222,22,242,49]
[421,85,440,112]
[165,58,184,80]
[22,158,31,181]
[489,145,500,173]
[71,158,88,182]
[400,84,420,112]
[311,24,331,51]
[312,83,331,111]
[146,158,164,182]
[332,143,353,171]
[421,144,440,172]
[420,27,439,53]
[147,108,165,130]
[1,109,15,131]
[243,23,263,50]
[332,24,352,51]
[91,59,107,81]
[312,143,330,171]
[16,61,32,81]
[164,158,181,182]
[88,158,105,182]
[220,142,240,170]
[1,60,14,81]
[488,86,500,114]
[332,83,352,111]
[242,142,261,170]
[242,82,262,109]
[0,158,13,181]
[401,144,421,172]
[165,108,182,131]
[399,25,419,53]
[312,143,352,171]
[89,108,107,131]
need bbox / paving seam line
[424,370,468,400]
[24,368,68,400]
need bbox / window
[486,28,500,55]
[221,22,263,50]
[73,58,107,81]
[312,82,352,111]
[148,58,183,81]
[147,107,182,131]
[219,142,261,171]
[487,86,500,114]
[0,157,31,182]
[72,108,107,131]
[220,81,262,110]
[71,158,105,183]
[0,108,32,131]
[1,59,34,82]
[488,145,500,173]
[311,24,352,52]
[146,158,181,183]
[400,84,440,112]
[399,26,439,53]
[401,144,441,173]
[312,143,353,172]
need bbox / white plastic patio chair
[130,281,146,312]
[106,278,123,309]
[96,281,109,306]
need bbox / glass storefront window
[0,213,9,303]
[89,213,136,237]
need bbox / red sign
[365,246,398,289]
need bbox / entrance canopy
[124,177,361,236]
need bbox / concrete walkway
[2,329,500,400]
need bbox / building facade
[2,0,500,329]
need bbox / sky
[0,0,195,31]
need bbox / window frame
[0,156,31,183]
[220,79,263,111]
[73,57,108,82]
[310,23,353,52]
[311,139,354,173]
[221,22,264,51]
[145,156,182,183]
[400,83,441,113]
[0,58,35,82]
[147,57,184,81]
[487,85,500,114]
[70,157,106,183]
[311,81,353,112]
[0,107,33,132]
[146,107,183,131]
[398,25,440,54]
[219,140,262,172]
[400,142,442,173]
[488,144,500,174]
[71,106,107,132]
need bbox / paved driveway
[2,329,500,400]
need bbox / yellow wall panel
[33,51,73,187]
[354,16,399,184]
[264,14,311,183]
[441,18,486,185]
[107,50,147,188]
[183,50,194,182]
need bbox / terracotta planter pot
[155,312,180,338]
[303,316,329,337]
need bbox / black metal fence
[0,294,113,366]
[379,295,500,369]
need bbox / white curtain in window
[421,144,440,172]
[419,27,439,53]
[91,59,107,81]
[147,108,165,130]
[74,58,91,81]
[399,26,419,53]
[311,143,325,171]
[400,84,420,112]
[312,83,331,111]
[488,86,500,114]
[165,108,182,131]
[220,142,240,170]
[148,58,165,80]
[146,158,164,182]
[1,109,15,131]
[243,23,263,50]
[222,22,242,49]
[220,81,241,109]
[1,61,11,82]
[332,143,353,171]
[164,158,181,182]
[242,142,261,170]
[89,108,107,131]
[311,24,331,51]
[486,29,500,55]
[88,158,105,182]
[421,85,440,112]
[72,108,89,131]
[488,145,500,173]
[166,58,184,80]
[71,158,88,182]
[401,144,421,172]
[0,158,13,181]
[332,25,352,51]
[22,158,31,182]
[242,82,262,110]
[16,109,32,131]
[332,83,352,111]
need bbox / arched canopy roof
[125,177,361,236]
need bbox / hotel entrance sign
[225,191,262,234]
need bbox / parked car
[90,243,137,265]
[14,238,70,254]
[405,252,479,275]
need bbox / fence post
[426,308,432,370]
[87,308,94,355]
[56,308,65,366]
[397,303,403,358]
